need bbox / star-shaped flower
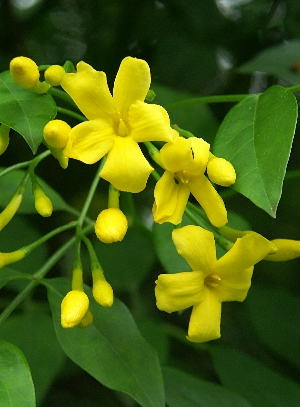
[61,57,176,192]
[155,225,274,342]
[153,136,229,228]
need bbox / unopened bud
[93,279,114,308]
[44,120,71,149]
[207,157,236,187]
[10,56,40,89]
[45,65,66,86]
[0,124,10,155]
[0,249,26,269]
[95,208,128,243]
[264,239,300,262]
[33,186,53,217]
[78,309,94,328]
[61,290,89,328]
[0,192,23,232]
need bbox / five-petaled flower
[155,225,274,343]
[61,57,177,193]
[153,136,229,228]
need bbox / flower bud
[0,124,10,155]
[95,208,128,243]
[61,290,89,328]
[0,249,26,269]
[264,239,300,262]
[207,157,236,187]
[78,309,94,328]
[93,279,114,308]
[33,186,53,217]
[0,192,23,232]
[10,56,40,89]
[45,65,66,86]
[44,120,71,149]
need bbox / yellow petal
[264,238,300,261]
[153,171,190,224]
[214,266,253,303]
[100,136,153,193]
[160,137,209,174]
[189,175,228,228]
[64,119,114,164]
[172,225,216,273]
[155,271,205,313]
[113,57,150,120]
[129,102,175,143]
[187,290,221,343]
[61,61,117,123]
[214,232,274,277]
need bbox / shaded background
[1,1,300,406]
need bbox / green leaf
[237,39,300,85]
[0,340,36,407]
[46,278,165,407]
[211,346,300,407]
[0,167,69,213]
[0,309,65,406]
[246,284,300,368]
[163,366,251,407]
[0,71,57,154]
[0,267,31,289]
[213,85,298,217]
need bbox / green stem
[287,84,300,93]
[56,106,86,122]
[0,150,51,179]
[48,87,77,107]
[80,234,102,271]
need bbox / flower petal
[100,136,153,193]
[160,137,209,174]
[214,266,253,303]
[153,171,190,224]
[214,232,273,277]
[61,61,117,123]
[64,119,114,164]
[189,175,228,228]
[155,271,205,313]
[187,289,221,343]
[113,57,150,120]
[129,102,176,143]
[172,225,216,273]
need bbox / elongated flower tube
[61,57,177,192]
[61,290,89,328]
[153,136,228,228]
[155,225,274,343]
[0,191,23,232]
[264,239,300,261]
[0,124,10,155]
[0,249,26,268]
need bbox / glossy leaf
[46,278,165,407]
[211,346,300,407]
[163,366,251,407]
[213,85,297,217]
[0,167,69,213]
[0,71,56,154]
[237,39,300,85]
[246,284,300,368]
[0,340,35,407]
[0,310,66,406]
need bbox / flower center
[176,170,190,184]
[118,119,129,137]
[205,274,221,288]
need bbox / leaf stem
[56,106,86,122]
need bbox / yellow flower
[155,225,274,343]
[153,136,228,228]
[61,57,176,193]
[61,290,89,328]
[10,56,50,94]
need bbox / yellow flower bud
[33,186,53,217]
[44,65,66,86]
[10,56,40,89]
[0,249,26,269]
[0,192,23,232]
[207,157,236,187]
[93,279,114,308]
[44,120,71,149]
[0,124,10,155]
[264,239,300,262]
[95,208,128,243]
[61,290,89,328]
[78,309,94,328]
